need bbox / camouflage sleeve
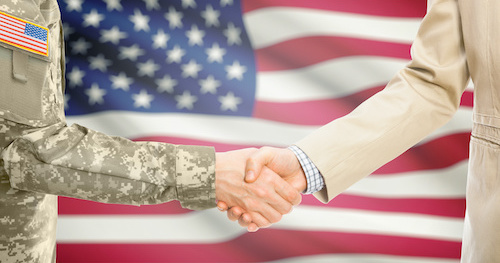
[1,122,216,210]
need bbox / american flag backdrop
[57,0,472,262]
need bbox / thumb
[245,147,273,183]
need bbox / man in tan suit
[220,0,498,261]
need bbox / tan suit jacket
[296,0,498,261]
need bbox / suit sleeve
[296,0,469,203]
[1,122,215,210]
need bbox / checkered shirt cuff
[289,145,325,194]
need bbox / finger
[216,201,229,211]
[237,213,253,228]
[247,211,273,228]
[257,167,299,214]
[245,147,274,183]
[249,200,283,225]
[267,194,294,216]
[227,207,244,221]
[274,176,302,206]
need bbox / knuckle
[260,146,271,151]
[263,174,274,183]
[247,156,256,165]
[245,198,258,211]
[254,188,267,199]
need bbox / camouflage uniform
[0,1,216,262]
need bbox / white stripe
[347,161,467,198]
[66,107,472,147]
[0,13,25,27]
[256,56,409,102]
[266,254,459,263]
[256,56,474,104]
[66,112,318,146]
[0,19,24,33]
[0,14,26,29]
[57,211,243,243]
[244,8,421,49]
[56,207,463,243]
[275,206,463,241]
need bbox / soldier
[0,1,301,262]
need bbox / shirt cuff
[289,145,325,194]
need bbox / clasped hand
[215,147,307,232]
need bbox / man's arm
[220,0,469,229]
[1,122,300,218]
[1,122,215,209]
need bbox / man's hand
[245,147,307,191]
[215,148,301,230]
[217,147,307,231]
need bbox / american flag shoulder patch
[0,11,49,57]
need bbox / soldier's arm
[1,122,215,210]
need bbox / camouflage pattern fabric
[0,1,216,262]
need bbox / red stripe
[0,19,24,32]
[461,89,474,107]
[255,36,412,72]
[0,13,25,28]
[302,194,466,218]
[58,194,465,219]
[57,230,460,262]
[254,85,385,125]
[0,33,47,55]
[134,133,469,175]
[242,0,427,18]
[131,133,468,179]
[254,89,473,126]
[0,33,45,52]
[0,30,46,51]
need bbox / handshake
[214,147,307,232]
